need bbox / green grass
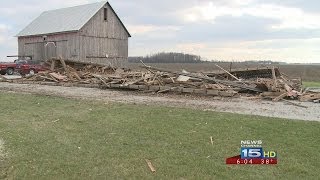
[303,81,320,87]
[0,93,319,179]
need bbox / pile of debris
[1,58,319,104]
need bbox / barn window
[104,8,108,21]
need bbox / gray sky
[1,0,320,63]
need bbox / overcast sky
[1,0,320,63]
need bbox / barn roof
[16,1,131,37]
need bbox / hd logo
[240,140,277,159]
[226,140,278,165]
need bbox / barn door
[45,42,56,60]
[24,44,34,59]
[24,42,45,60]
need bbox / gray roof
[17,1,131,37]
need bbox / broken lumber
[299,93,320,102]
[50,59,56,71]
[58,57,68,72]
[49,73,66,81]
[313,99,320,103]
[72,72,82,81]
[145,159,156,173]
[92,75,109,86]
[272,92,287,102]
[215,64,241,81]
[3,58,311,103]
[0,74,8,81]
[140,65,263,92]
[271,66,278,90]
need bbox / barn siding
[18,32,80,61]
[17,2,130,68]
[79,3,129,67]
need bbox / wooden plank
[110,84,120,88]
[145,159,156,173]
[149,86,160,91]
[47,74,59,82]
[194,89,207,94]
[215,64,241,81]
[210,136,214,145]
[38,75,56,82]
[0,74,8,81]
[49,72,66,81]
[159,86,172,91]
[138,85,148,90]
[50,59,56,71]
[260,91,284,98]
[72,72,82,81]
[128,84,140,90]
[59,57,68,72]
[219,90,237,97]
[177,75,190,82]
[158,88,172,93]
[207,90,219,95]
[299,93,320,102]
[272,92,287,102]
[182,88,194,93]
[271,66,277,90]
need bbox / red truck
[0,62,17,75]
[16,60,48,75]
[0,56,36,75]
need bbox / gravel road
[0,82,319,122]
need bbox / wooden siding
[23,42,45,60]
[80,4,128,39]
[18,32,80,61]
[79,3,129,67]
[18,2,130,67]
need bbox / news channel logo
[226,140,277,165]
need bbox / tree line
[129,52,203,63]
[128,52,286,64]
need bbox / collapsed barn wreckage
[0,58,319,105]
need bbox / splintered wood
[0,74,8,80]
[49,73,66,81]
[145,159,156,173]
[2,58,318,104]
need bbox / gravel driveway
[0,82,319,122]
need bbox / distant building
[16,1,131,67]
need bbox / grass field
[0,93,319,179]
[303,81,320,87]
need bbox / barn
[16,1,131,67]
